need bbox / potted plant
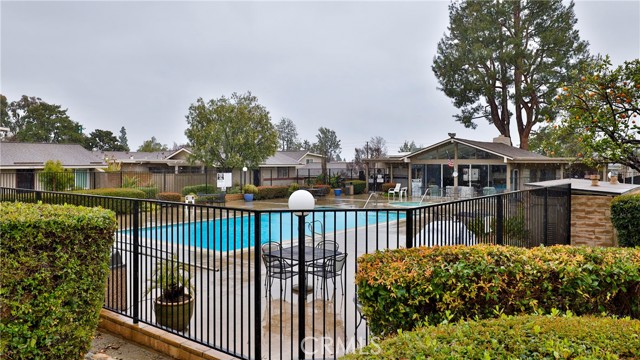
[146,254,195,332]
[243,184,258,201]
[329,174,344,196]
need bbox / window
[178,166,201,174]
[75,170,89,189]
[149,167,172,174]
[277,167,289,178]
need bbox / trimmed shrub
[288,183,300,196]
[255,185,289,200]
[181,184,217,196]
[243,184,259,195]
[344,315,640,360]
[356,245,640,336]
[351,180,366,194]
[0,202,117,359]
[195,193,226,204]
[72,188,146,199]
[138,186,159,199]
[611,193,640,247]
[63,188,147,214]
[157,192,181,202]
[40,160,75,191]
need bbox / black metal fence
[0,184,570,359]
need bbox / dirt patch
[88,330,175,360]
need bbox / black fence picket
[0,184,570,359]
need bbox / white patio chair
[399,187,408,201]
[388,183,401,201]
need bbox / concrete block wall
[571,195,617,247]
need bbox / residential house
[0,142,106,190]
[257,151,324,186]
[364,134,573,197]
[98,148,199,173]
[95,148,217,191]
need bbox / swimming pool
[132,210,405,252]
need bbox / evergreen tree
[1,95,86,144]
[276,117,301,151]
[137,136,168,152]
[118,126,130,151]
[432,0,589,149]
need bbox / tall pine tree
[432,0,589,149]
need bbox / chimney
[493,135,512,146]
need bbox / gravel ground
[86,330,176,360]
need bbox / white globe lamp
[288,189,315,211]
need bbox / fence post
[496,194,504,245]
[132,200,140,324]
[163,172,167,193]
[543,188,549,246]
[253,212,262,360]
[566,184,572,245]
[296,212,306,360]
[405,208,414,249]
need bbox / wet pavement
[87,330,175,360]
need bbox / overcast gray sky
[2,0,639,160]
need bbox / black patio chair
[308,253,348,298]
[261,242,297,297]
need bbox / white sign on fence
[217,173,232,190]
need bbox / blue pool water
[132,211,405,252]
[390,201,426,208]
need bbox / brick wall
[571,195,617,247]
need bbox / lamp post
[242,166,247,191]
[287,189,314,360]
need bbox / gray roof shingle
[0,142,106,168]
[262,151,310,166]
[456,138,549,160]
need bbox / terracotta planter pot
[153,295,195,332]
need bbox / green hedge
[63,188,147,214]
[137,186,158,199]
[351,180,366,194]
[255,185,289,200]
[356,245,640,336]
[344,315,640,359]
[195,193,225,204]
[181,184,217,196]
[0,202,117,360]
[157,192,181,202]
[611,192,640,247]
[72,188,146,199]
